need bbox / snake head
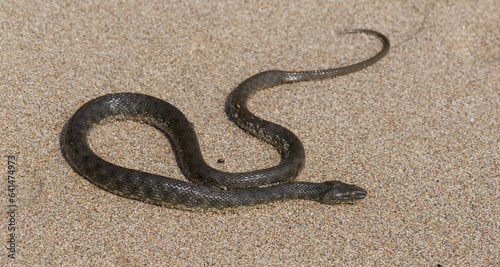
[319,181,367,204]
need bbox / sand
[1,0,498,265]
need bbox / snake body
[61,29,389,209]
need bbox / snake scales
[61,29,389,209]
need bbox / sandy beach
[1,0,498,265]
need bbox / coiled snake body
[61,29,389,209]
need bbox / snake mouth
[337,189,367,203]
[348,189,367,199]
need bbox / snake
[61,29,390,209]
